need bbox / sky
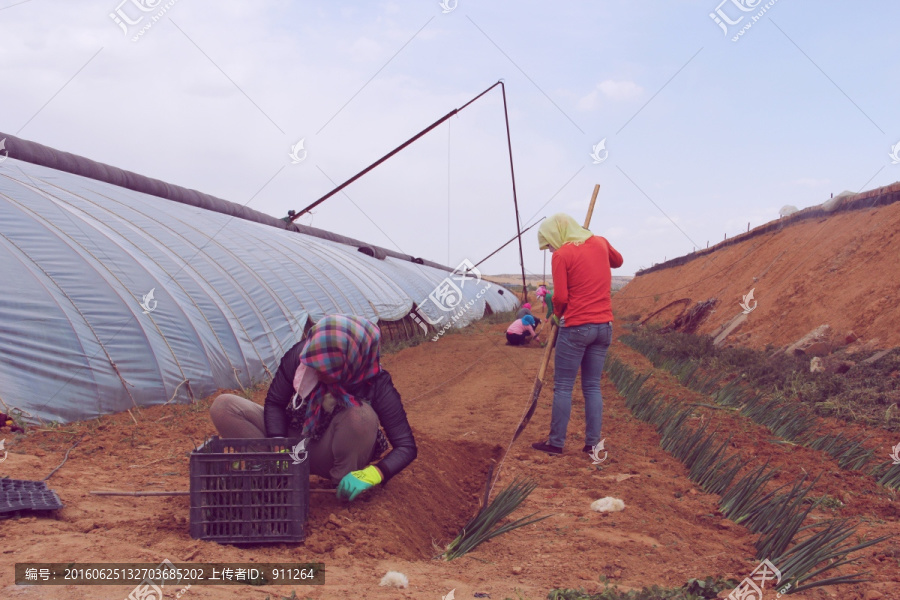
[1,0,898,278]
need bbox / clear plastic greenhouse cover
[0,156,519,424]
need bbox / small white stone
[591,497,626,512]
[379,571,408,589]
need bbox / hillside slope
[613,185,900,350]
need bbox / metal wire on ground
[42,434,86,481]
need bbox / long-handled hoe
[440,184,602,561]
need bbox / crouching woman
[506,314,540,346]
[209,315,417,501]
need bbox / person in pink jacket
[506,314,540,346]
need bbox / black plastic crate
[189,437,309,544]
[0,479,64,514]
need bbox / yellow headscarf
[537,213,593,251]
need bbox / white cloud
[577,79,643,110]
[577,90,601,111]
[597,80,643,101]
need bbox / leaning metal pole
[499,82,528,303]
[291,81,504,221]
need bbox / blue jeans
[549,322,612,448]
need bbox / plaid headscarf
[295,315,382,439]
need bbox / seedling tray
[0,479,64,514]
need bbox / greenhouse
[0,134,517,423]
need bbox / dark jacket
[263,341,417,482]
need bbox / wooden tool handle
[584,184,600,229]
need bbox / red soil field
[3,318,898,599]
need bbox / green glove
[336,465,383,501]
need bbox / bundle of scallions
[442,478,549,560]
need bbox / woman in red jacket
[531,213,623,458]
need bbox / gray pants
[209,393,379,484]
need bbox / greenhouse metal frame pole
[291,81,504,222]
